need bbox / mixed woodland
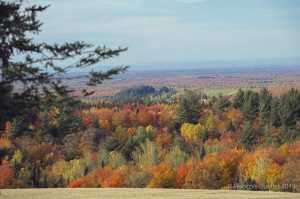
[1,86,300,192]
[0,0,300,193]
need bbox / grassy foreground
[1,188,299,199]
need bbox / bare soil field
[1,188,299,199]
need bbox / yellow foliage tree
[145,125,153,133]
[181,123,205,142]
[265,163,282,191]
[10,150,22,166]
[115,125,127,143]
[112,112,126,129]
[205,114,219,134]
[46,159,67,187]
[63,159,85,184]
[227,109,244,129]
[251,155,271,186]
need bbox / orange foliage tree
[216,149,246,187]
[67,175,98,188]
[265,163,282,191]
[280,158,300,192]
[156,133,173,152]
[227,109,244,130]
[138,110,155,127]
[0,122,12,164]
[184,155,219,189]
[67,178,82,188]
[147,162,176,188]
[238,151,260,178]
[102,171,126,188]
[89,166,114,187]
[26,142,65,168]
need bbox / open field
[202,88,238,97]
[1,188,300,199]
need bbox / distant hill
[114,85,156,102]
[128,57,300,71]
[72,57,300,72]
[113,85,176,103]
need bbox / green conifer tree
[239,122,256,150]
[213,93,231,114]
[91,117,100,129]
[270,97,281,127]
[278,88,300,128]
[0,0,128,130]
[258,87,272,130]
[232,88,245,109]
[176,90,201,125]
[243,90,259,122]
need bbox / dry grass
[1,188,300,199]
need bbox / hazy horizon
[80,57,300,72]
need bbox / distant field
[60,66,300,99]
[202,89,238,97]
[1,188,300,199]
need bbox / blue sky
[29,0,300,66]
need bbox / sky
[28,0,300,67]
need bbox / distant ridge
[128,57,300,71]
[76,57,300,72]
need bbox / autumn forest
[0,0,300,195]
[1,82,300,192]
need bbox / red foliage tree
[0,163,15,188]
[0,122,12,155]
[82,116,93,129]
[138,110,155,127]
[176,163,191,188]
[67,178,82,188]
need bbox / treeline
[0,87,299,191]
[231,88,300,145]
